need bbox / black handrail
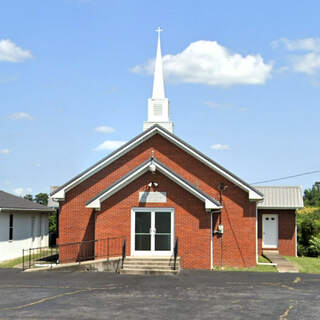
[121,238,127,268]
[22,236,126,271]
[174,237,178,270]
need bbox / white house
[0,190,55,262]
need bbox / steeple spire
[152,27,165,99]
[143,28,174,133]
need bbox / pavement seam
[279,302,295,320]
[0,286,117,312]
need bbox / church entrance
[131,208,174,256]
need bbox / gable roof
[52,124,263,201]
[0,190,55,213]
[255,186,304,209]
[86,158,222,211]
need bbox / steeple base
[143,121,174,133]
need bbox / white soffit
[85,159,222,211]
[52,125,263,201]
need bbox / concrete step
[125,256,180,261]
[123,261,180,266]
[122,264,178,270]
[120,268,179,275]
[121,256,181,275]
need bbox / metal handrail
[174,237,178,270]
[22,236,126,271]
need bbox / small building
[256,186,304,256]
[51,32,304,269]
[0,190,55,262]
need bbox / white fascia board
[53,125,261,202]
[257,206,304,210]
[151,163,222,210]
[86,162,150,209]
[53,128,159,200]
[86,159,221,211]
[156,129,263,201]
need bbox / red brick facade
[57,132,296,269]
[258,209,297,256]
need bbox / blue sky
[0,0,319,197]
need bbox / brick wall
[258,209,296,256]
[58,133,257,268]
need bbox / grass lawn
[285,256,320,274]
[0,256,25,268]
[0,249,56,269]
[214,256,277,272]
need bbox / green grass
[214,256,277,272]
[0,256,25,268]
[285,256,320,274]
[0,249,55,269]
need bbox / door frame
[262,214,278,249]
[131,207,175,256]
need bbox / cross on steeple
[155,27,163,36]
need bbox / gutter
[0,208,55,213]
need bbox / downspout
[256,205,258,264]
[210,211,213,270]
[94,210,97,259]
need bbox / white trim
[131,207,174,256]
[52,126,262,201]
[157,129,263,201]
[86,159,222,211]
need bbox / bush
[297,211,320,257]
[309,235,320,257]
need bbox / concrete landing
[263,251,299,273]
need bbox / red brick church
[51,31,303,270]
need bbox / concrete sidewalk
[263,251,299,273]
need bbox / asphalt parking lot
[0,269,319,320]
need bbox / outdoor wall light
[147,182,159,188]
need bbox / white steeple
[143,27,174,133]
[152,27,165,99]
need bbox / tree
[34,193,48,206]
[304,182,320,207]
[24,194,33,201]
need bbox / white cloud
[132,40,272,86]
[95,126,115,133]
[273,37,320,75]
[0,148,10,154]
[13,187,32,196]
[0,39,32,63]
[94,140,126,151]
[8,112,33,120]
[274,38,320,52]
[210,144,230,151]
[292,53,320,74]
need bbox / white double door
[131,208,174,256]
[262,214,278,248]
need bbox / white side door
[262,214,278,248]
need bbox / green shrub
[297,211,320,257]
[309,235,320,257]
